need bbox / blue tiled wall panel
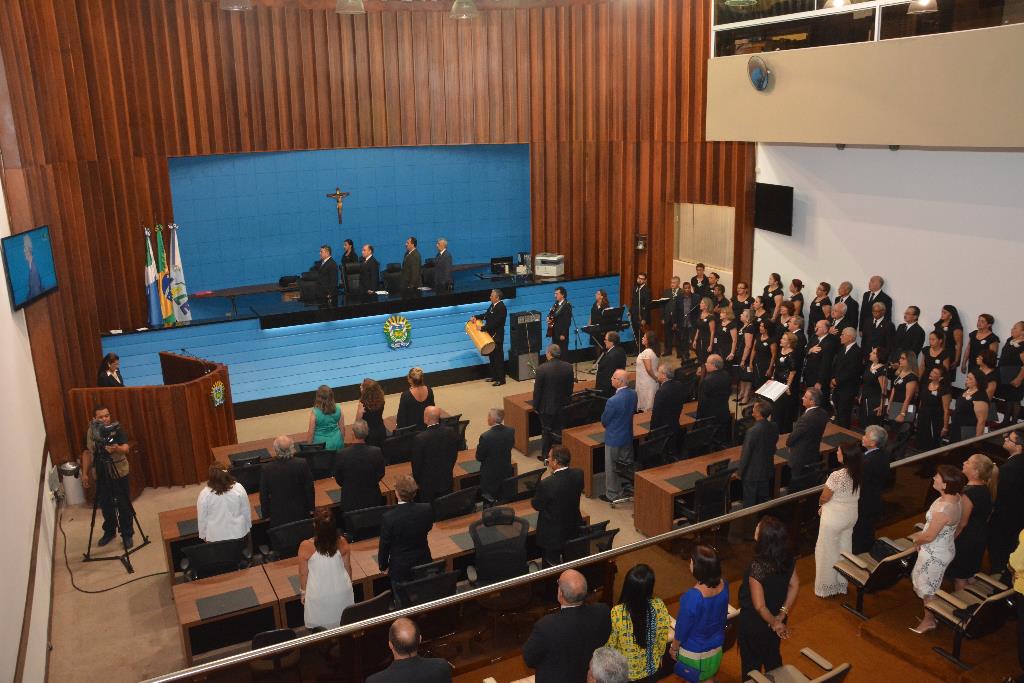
[169,145,531,292]
[103,276,627,404]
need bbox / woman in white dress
[814,443,863,597]
[298,509,355,631]
[635,331,661,412]
[909,464,965,634]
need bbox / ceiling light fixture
[336,0,366,14]
[450,0,479,20]
[822,0,849,8]
[907,0,938,13]
[219,0,253,11]
[724,0,758,7]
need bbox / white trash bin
[59,462,86,506]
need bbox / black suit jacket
[631,284,651,324]
[475,424,515,500]
[858,447,890,521]
[991,454,1024,535]
[862,319,895,358]
[479,300,507,346]
[892,323,925,357]
[662,288,681,326]
[651,379,687,432]
[833,295,859,332]
[531,468,584,550]
[433,249,453,288]
[831,344,863,390]
[533,358,575,415]
[522,603,612,683]
[595,345,627,397]
[548,301,573,345]
[401,248,422,289]
[315,257,339,297]
[786,407,829,481]
[739,419,779,483]
[696,369,732,426]
[360,255,380,292]
[259,457,314,530]
[411,424,459,499]
[97,372,124,388]
[860,290,893,330]
[333,444,386,513]
[677,295,698,329]
[366,656,452,683]
[803,335,838,388]
[377,502,434,581]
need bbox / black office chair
[562,528,620,562]
[675,471,732,525]
[455,420,470,451]
[334,590,394,679]
[636,425,675,470]
[382,265,403,292]
[465,507,532,586]
[180,538,251,581]
[431,486,480,521]
[496,469,543,504]
[229,462,262,495]
[262,518,315,561]
[393,570,461,609]
[576,520,610,536]
[342,504,393,542]
[343,262,362,292]
[680,422,717,459]
[421,261,436,289]
[248,628,300,681]
[411,559,446,580]
[296,448,335,480]
[440,413,463,427]
[706,458,736,477]
[381,431,417,465]
[562,397,600,429]
[298,441,326,452]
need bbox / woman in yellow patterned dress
[605,564,673,682]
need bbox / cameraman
[80,405,134,549]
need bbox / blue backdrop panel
[102,276,626,404]
[169,145,531,292]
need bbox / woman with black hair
[961,313,999,377]
[591,289,611,354]
[605,563,672,682]
[996,321,1024,425]
[859,347,888,427]
[950,371,989,442]
[670,546,730,682]
[788,279,805,318]
[762,273,784,322]
[933,305,963,382]
[97,352,124,387]
[738,516,799,675]
[916,367,952,450]
[749,320,778,391]
[814,443,863,597]
[805,282,831,336]
[919,330,952,381]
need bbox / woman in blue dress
[671,545,730,682]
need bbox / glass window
[880,0,1024,40]
[715,0,817,27]
[715,8,876,56]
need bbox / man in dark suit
[473,289,507,385]
[832,281,859,333]
[378,475,434,583]
[676,282,698,359]
[630,272,651,347]
[401,236,422,290]
[595,331,627,397]
[531,446,585,567]
[650,366,687,463]
[830,327,862,428]
[475,408,515,503]
[852,426,890,553]
[333,420,385,514]
[522,568,612,683]
[739,401,779,507]
[367,618,452,683]
[359,243,380,293]
[859,275,892,332]
[892,305,925,358]
[861,301,895,361]
[314,244,339,301]
[433,238,453,290]
[411,406,459,503]
[989,431,1024,572]
[662,276,682,357]
[696,354,732,445]
[547,287,573,348]
[786,388,830,490]
[533,343,575,462]
[259,435,314,531]
[803,320,838,403]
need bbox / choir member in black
[707,270,721,294]
[785,315,807,370]
[830,327,862,429]
[886,351,919,425]
[977,349,999,401]
[660,279,681,357]
[961,313,1000,377]
[803,320,837,402]
[828,301,849,338]
[762,273,784,322]
[732,281,754,319]
[749,320,778,391]
[772,332,799,433]
[919,330,953,381]
[832,281,859,333]
[97,353,124,387]
[676,282,698,359]
[590,288,611,354]
[788,278,805,318]
[916,367,951,450]
[805,282,832,336]
[950,371,989,442]
[933,305,963,382]
[777,301,794,331]
[750,295,769,329]
[547,287,572,348]
[712,283,730,314]
[948,454,996,592]
[892,306,925,361]
[692,297,717,379]
[714,307,739,364]
[861,302,894,363]
[859,347,888,428]
[341,239,359,266]
[859,275,892,329]
[690,262,710,299]
[997,321,1024,425]
[630,273,651,346]
[737,309,757,405]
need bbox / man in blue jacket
[600,369,637,503]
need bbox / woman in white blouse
[813,443,863,598]
[197,465,253,542]
[635,331,661,412]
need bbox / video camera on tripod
[90,419,126,479]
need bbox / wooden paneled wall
[0,0,753,463]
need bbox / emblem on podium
[384,315,412,350]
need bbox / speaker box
[510,310,543,355]
[509,352,540,382]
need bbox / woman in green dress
[307,385,344,452]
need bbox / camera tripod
[82,474,151,574]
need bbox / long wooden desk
[633,423,860,537]
[503,380,596,454]
[563,401,699,497]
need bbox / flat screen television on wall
[1,225,58,310]
[754,182,794,236]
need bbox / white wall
[0,175,52,681]
[752,144,1024,363]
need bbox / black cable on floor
[59,504,166,594]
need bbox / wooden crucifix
[326,186,350,224]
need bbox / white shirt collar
[553,466,568,473]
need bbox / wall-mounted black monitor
[2,225,58,310]
[754,182,794,236]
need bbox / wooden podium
[68,352,238,489]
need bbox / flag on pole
[155,225,176,325]
[145,229,162,327]
[167,224,192,322]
